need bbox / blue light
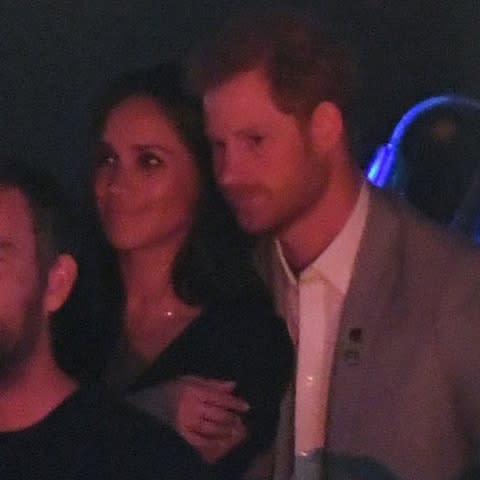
[365,95,480,188]
[367,144,395,187]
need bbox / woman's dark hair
[92,62,270,307]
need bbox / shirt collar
[275,181,370,295]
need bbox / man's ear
[43,254,78,314]
[309,101,344,155]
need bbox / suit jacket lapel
[326,186,403,449]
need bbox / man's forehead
[204,75,283,132]
[0,186,35,235]
[204,69,272,103]
[0,184,30,207]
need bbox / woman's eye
[95,142,117,167]
[95,152,116,168]
[139,153,163,168]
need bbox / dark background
[1,0,479,198]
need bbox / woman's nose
[107,166,135,193]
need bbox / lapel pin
[343,327,363,365]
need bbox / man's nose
[215,146,247,186]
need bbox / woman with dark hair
[90,63,293,478]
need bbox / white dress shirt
[272,182,370,479]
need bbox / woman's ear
[309,101,344,155]
[43,254,78,315]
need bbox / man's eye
[211,142,225,161]
[213,141,226,152]
[248,135,264,146]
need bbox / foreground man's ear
[309,101,344,155]
[43,254,78,314]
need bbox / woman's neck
[118,242,177,299]
[116,242,201,362]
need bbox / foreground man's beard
[0,293,44,381]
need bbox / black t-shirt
[0,388,208,480]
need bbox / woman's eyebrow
[133,143,175,155]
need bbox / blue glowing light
[366,95,480,188]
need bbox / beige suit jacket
[265,185,480,480]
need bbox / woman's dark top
[107,295,294,479]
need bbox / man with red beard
[188,8,480,480]
[0,158,208,480]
